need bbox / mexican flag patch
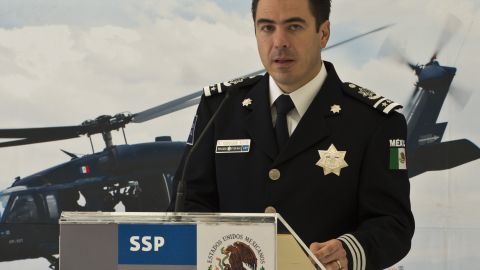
[80,165,91,174]
[389,147,407,170]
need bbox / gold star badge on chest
[316,144,349,176]
[242,98,253,107]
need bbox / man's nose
[273,29,290,48]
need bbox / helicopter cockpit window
[5,194,40,223]
[45,194,60,220]
[0,194,10,221]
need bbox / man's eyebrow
[256,17,307,25]
[256,18,275,25]
[283,17,307,24]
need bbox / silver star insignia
[242,98,253,107]
[316,144,349,176]
[331,104,341,114]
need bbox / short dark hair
[251,0,331,32]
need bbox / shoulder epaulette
[203,75,263,97]
[343,82,403,114]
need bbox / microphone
[174,89,232,212]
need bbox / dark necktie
[274,94,295,150]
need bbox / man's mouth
[273,59,295,65]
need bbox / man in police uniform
[170,0,415,269]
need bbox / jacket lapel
[243,75,278,160]
[273,63,344,166]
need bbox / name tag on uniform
[216,139,251,153]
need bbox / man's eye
[260,25,275,32]
[288,24,303,31]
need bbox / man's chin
[269,69,290,79]
[269,74,299,91]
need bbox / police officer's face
[255,0,330,93]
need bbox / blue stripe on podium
[118,224,197,266]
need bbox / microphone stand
[174,90,231,212]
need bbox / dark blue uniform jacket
[171,62,415,270]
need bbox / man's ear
[319,20,330,49]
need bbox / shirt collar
[269,61,328,117]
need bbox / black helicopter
[382,17,480,177]
[0,113,190,267]
[405,56,480,177]
[0,26,394,269]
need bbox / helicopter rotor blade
[326,24,395,50]
[0,130,82,148]
[0,126,85,146]
[0,113,134,147]
[431,15,462,61]
[0,138,57,148]
[132,95,202,123]
[0,126,83,139]
[379,37,417,70]
[132,91,203,123]
[132,68,269,123]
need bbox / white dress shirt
[269,61,328,136]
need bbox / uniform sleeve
[337,112,415,270]
[168,94,220,212]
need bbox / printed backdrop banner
[0,1,479,269]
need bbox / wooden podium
[59,212,324,270]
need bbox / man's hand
[310,239,348,270]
